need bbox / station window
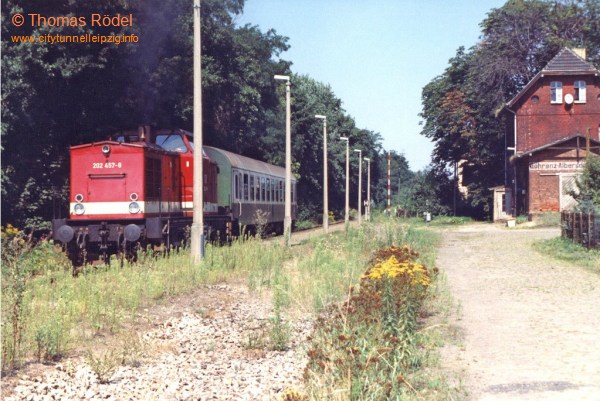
[249,176,255,201]
[574,80,586,103]
[243,173,249,201]
[550,81,562,103]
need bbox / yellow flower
[363,255,430,287]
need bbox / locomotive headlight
[101,144,111,156]
[129,192,139,201]
[75,193,84,203]
[128,201,140,214]
[74,203,85,215]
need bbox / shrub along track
[437,223,600,401]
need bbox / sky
[235,0,507,171]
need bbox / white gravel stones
[4,284,312,401]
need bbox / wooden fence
[561,211,600,249]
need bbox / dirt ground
[437,223,600,401]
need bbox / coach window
[234,172,240,201]
[256,175,260,201]
[271,179,275,203]
[259,177,264,202]
[574,80,586,103]
[550,81,562,103]
[243,173,249,201]
[266,178,271,202]
[249,176,255,201]
[279,181,284,202]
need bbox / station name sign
[529,161,584,171]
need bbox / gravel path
[3,284,312,401]
[437,224,600,401]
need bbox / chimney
[572,48,586,60]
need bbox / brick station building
[496,48,600,220]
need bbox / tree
[574,155,600,212]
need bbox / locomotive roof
[203,146,290,179]
[70,140,169,153]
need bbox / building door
[559,174,580,211]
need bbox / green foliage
[574,155,600,212]
[2,0,401,229]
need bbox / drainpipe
[505,106,518,216]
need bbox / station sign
[528,161,585,171]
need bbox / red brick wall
[529,173,560,212]
[526,145,590,212]
[515,75,600,152]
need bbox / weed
[85,349,119,384]
[244,328,268,350]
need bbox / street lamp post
[354,149,362,225]
[315,115,328,233]
[363,157,371,221]
[274,74,292,246]
[340,136,349,229]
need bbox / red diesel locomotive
[52,126,297,265]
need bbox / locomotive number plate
[92,162,123,169]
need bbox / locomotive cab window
[155,134,188,153]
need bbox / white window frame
[550,81,562,104]
[574,80,586,103]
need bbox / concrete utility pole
[274,75,292,246]
[340,136,350,229]
[315,115,328,233]
[354,149,362,225]
[387,152,391,215]
[191,0,204,262]
[364,157,371,221]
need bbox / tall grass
[2,218,459,400]
[534,236,600,274]
[1,233,287,373]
